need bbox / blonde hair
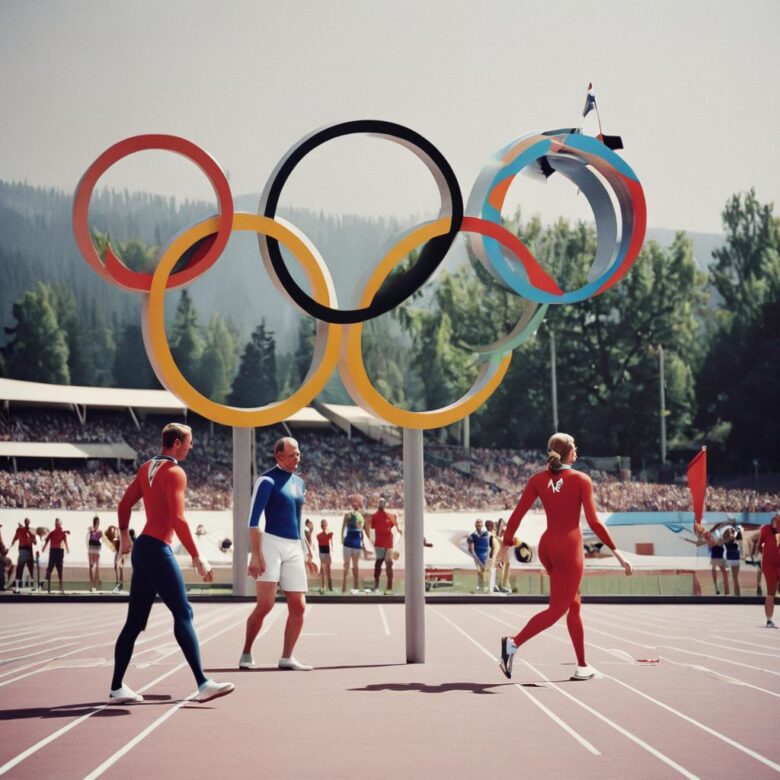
[547,432,575,471]
[161,423,192,449]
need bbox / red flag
[687,447,707,527]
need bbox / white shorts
[725,558,741,568]
[257,533,308,592]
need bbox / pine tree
[3,282,70,383]
[228,321,278,407]
[170,290,204,383]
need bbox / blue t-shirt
[343,511,364,549]
[469,530,490,560]
[247,466,305,540]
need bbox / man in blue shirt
[239,437,315,671]
[467,518,491,593]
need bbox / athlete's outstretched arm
[502,480,538,546]
[582,476,632,576]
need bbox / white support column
[232,427,256,596]
[403,428,426,663]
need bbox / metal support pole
[550,328,559,432]
[232,427,256,596]
[403,428,425,663]
[463,415,471,459]
[659,345,666,465]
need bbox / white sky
[1,0,778,234]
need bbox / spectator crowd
[1,410,778,513]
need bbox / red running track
[0,601,778,779]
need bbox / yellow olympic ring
[143,213,342,428]
[339,218,512,430]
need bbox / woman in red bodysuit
[758,513,780,628]
[498,433,632,681]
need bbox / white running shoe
[239,652,254,668]
[197,679,234,702]
[278,656,313,671]
[570,665,600,681]
[767,620,777,629]
[109,685,144,704]
[112,584,123,593]
[499,636,517,679]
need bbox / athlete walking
[758,513,780,628]
[109,422,233,704]
[498,433,632,681]
[240,437,314,671]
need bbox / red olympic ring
[71,134,234,292]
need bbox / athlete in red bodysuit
[498,433,632,681]
[109,422,233,704]
[758,513,780,628]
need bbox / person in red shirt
[367,497,402,593]
[10,517,37,592]
[316,519,334,592]
[109,422,233,705]
[42,518,70,594]
[497,433,632,681]
[758,513,780,628]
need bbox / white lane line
[492,608,780,772]
[378,605,391,636]
[0,609,225,687]
[603,673,780,773]
[0,643,78,665]
[548,619,780,678]
[586,615,780,658]
[434,609,600,756]
[711,634,780,651]
[83,606,280,780]
[0,615,106,644]
[473,609,697,778]
[0,606,251,778]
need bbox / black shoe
[499,636,515,679]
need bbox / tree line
[0,187,777,470]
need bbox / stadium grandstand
[1,378,778,514]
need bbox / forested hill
[0,181,407,351]
[0,180,724,349]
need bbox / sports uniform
[247,465,307,592]
[502,464,617,670]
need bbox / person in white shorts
[240,437,316,671]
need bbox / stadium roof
[0,378,186,412]
[0,441,137,460]
[0,378,330,426]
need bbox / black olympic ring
[257,120,464,325]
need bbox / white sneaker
[239,653,254,668]
[278,656,313,671]
[90,587,96,593]
[112,584,123,593]
[196,679,234,702]
[767,620,777,629]
[570,665,600,681]
[109,685,144,704]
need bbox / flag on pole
[687,446,707,529]
[582,83,597,117]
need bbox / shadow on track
[348,681,515,695]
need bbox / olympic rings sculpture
[73,120,646,429]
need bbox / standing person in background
[497,433,632,681]
[241,437,314,671]
[466,519,490,593]
[496,518,513,593]
[758,513,780,628]
[42,518,69,594]
[11,518,37,593]
[110,422,233,704]
[105,525,128,593]
[341,495,369,593]
[317,519,334,593]
[723,526,742,596]
[367,497,402,594]
[87,516,103,593]
[0,526,6,591]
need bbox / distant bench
[425,567,454,591]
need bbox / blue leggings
[111,535,206,689]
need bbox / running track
[0,602,777,778]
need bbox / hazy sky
[1,0,778,234]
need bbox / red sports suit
[760,524,780,595]
[118,458,199,558]
[503,466,616,665]
[370,509,396,548]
